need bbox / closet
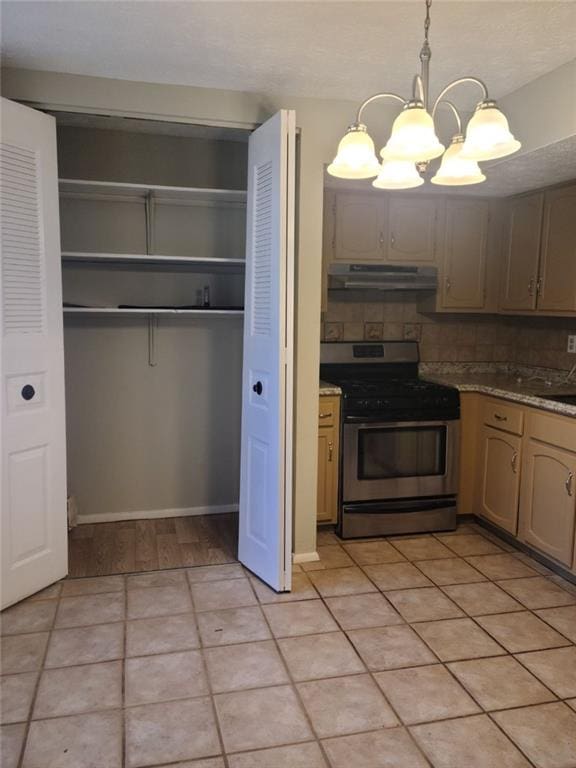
[56,115,249,549]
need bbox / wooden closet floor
[67,513,238,577]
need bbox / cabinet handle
[493,413,507,422]
[445,277,451,293]
[566,472,574,497]
[390,233,395,247]
[536,276,542,296]
[328,441,334,462]
[511,451,518,473]
[379,231,385,247]
[319,412,333,419]
[528,278,535,297]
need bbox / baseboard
[77,504,238,525]
[293,551,320,564]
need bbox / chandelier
[328,0,521,189]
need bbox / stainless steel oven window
[358,425,447,480]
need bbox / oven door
[343,419,459,502]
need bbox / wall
[322,292,576,371]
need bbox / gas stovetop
[320,341,460,421]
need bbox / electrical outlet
[568,335,576,354]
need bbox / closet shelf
[59,178,247,204]
[61,252,245,271]
[63,307,244,316]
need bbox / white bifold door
[1,98,68,609]
[239,110,296,592]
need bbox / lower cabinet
[478,425,521,535]
[317,395,340,524]
[519,438,576,568]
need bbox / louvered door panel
[251,160,273,337]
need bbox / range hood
[328,263,437,291]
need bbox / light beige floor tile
[348,625,437,671]
[1,601,56,635]
[61,575,125,596]
[0,673,37,724]
[493,702,576,768]
[214,685,312,752]
[127,586,192,619]
[228,742,327,768]
[374,665,480,725]
[307,567,377,598]
[415,558,487,586]
[127,570,187,589]
[278,632,365,681]
[464,554,538,580]
[298,674,397,738]
[262,599,338,637]
[0,722,26,768]
[477,611,571,653]
[325,593,403,630]
[442,582,524,616]
[56,593,125,628]
[125,697,221,768]
[497,576,576,610]
[567,698,576,712]
[389,537,454,561]
[316,529,340,546]
[126,614,199,657]
[301,546,354,571]
[410,714,531,768]
[413,618,506,661]
[126,650,208,706]
[250,573,318,604]
[535,605,576,643]
[1,633,48,674]
[191,580,256,612]
[23,710,122,768]
[46,622,124,667]
[28,582,63,601]
[187,564,246,583]
[342,541,406,565]
[516,646,576,698]
[204,640,288,693]
[154,760,225,768]
[196,606,271,647]
[385,587,464,622]
[437,534,503,557]
[321,727,430,768]
[448,656,556,711]
[363,562,433,591]
[33,660,122,719]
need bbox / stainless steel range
[320,341,460,539]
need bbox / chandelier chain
[424,0,432,44]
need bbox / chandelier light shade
[373,157,425,190]
[327,0,521,189]
[383,104,444,162]
[327,124,380,179]
[431,135,486,186]
[460,101,522,161]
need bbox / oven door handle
[344,418,459,428]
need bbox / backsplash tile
[321,293,576,371]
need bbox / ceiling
[2,1,576,104]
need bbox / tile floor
[2,524,576,768]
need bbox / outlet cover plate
[568,335,576,354]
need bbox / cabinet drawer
[319,396,339,427]
[482,399,524,435]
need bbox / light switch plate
[568,335,576,354]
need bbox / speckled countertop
[420,363,576,418]
[319,380,342,397]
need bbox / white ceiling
[2,1,576,104]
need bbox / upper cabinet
[439,199,489,310]
[386,197,440,264]
[500,193,543,311]
[499,183,576,316]
[538,185,576,313]
[333,192,387,262]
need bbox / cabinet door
[538,185,576,312]
[440,199,489,309]
[478,426,521,535]
[333,192,387,262]
[386,197,438,264]
[499,194,543,311]
[519,439,576,567]
[317,426,337,523]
